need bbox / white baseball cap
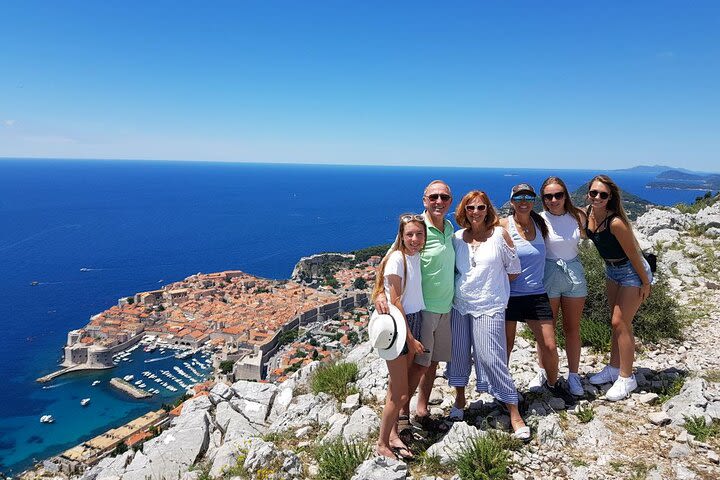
[368,304,407,360]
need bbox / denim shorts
[605,257,653,288]
[543,256,588,299]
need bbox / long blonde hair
[371,215,427,302]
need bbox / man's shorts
[414,310,452,367]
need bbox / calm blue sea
[0,159,703,474]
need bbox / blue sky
[1,1,718,171]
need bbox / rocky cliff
[24,201,720,480]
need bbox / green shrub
[311,362,359,401]
[574,404,595,423]
[683,415,720,442]
[675,191,719,214]
[315,439,371,480]
[658,374,687,403]
[455,431,521,480]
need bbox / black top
[585,206,627,260]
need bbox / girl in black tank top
[584,175,652,403]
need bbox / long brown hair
[371,214,427,302]
[454,190,500,229]
[540,176,584,230]
[588,174,642,251]
[588,174,632,227]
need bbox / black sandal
[416,415,450,433]
[390,445,414,460]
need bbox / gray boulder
[536,414,565,447]
[123,410,210,480]
[179,394,213,415]
[635,209,689,236]
[351,456,408,480]
[209,382,234,404]
[575,419,611,448]
[343,406,380,442]
[242,438,303,479]
[269,393,339,433]
[215,400,264,441]
[425,421,486,465]
[695,203,720,228]
[663,377,709,425]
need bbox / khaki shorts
[414,310,452,367]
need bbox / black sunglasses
[465,204,487,212]
[426,193,451,202]
[588,190,610,200]
[542,192,566,201]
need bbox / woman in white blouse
[446,191,530,441]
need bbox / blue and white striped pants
[447,308,519,405]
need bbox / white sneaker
[528,368,547,392]
[589,365,619,385]
[605,375,637,401]
[566,373,584,396]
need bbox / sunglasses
[465,204,487,212]
[588,190,610,200]
[511,194,536,202]
[542,192,566,201]
[400,214,425,223]
[426,193,452,202]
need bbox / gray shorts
[414,310,452,367]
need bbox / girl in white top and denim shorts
[536,176,588,397]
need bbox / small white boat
[91,380,101,386]
[40,414,55,423]
[123,375,134,381]
[80,398,90,406]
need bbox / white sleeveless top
[539,211,581,260]
[452,226,521,317]
[383,250,425,315]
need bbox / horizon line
[2,156,717,175]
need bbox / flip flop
[448,405,464,421]
[390,445,414,460]
[512,426,531,442]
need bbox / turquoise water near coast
[0,159,703,475]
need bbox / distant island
[647,169,720,192]
[612,165,720,193]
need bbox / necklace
[466,227,491,267]
[514,215,531,234]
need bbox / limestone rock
[123,410,209,480]
[536,415,565,447]
[269,393,338,433]
[209,382,234,404]
[180,394,213,415]
[662,377,709,425]
[425,421,486,465]
[320,412,349,444]
[343,406,380,442]
[648,411,671,426]
[209,440,248,478]
[575,419,611,448]
[242,438,303,479]
[635,209,689,236]
[351,456,408,480]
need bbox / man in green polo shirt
[376,180,455,425]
